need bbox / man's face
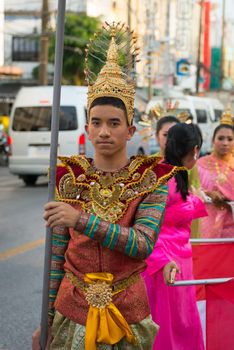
[85,104,135,157]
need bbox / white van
[146,95,218,155]
[201,97,224,122]
[9,86,150,185]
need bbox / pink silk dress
[143,178,207,350]
[197,154,234,238]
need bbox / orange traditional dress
[197,154,234,237]
[48,155,180,350]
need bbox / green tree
[49,13,102,85]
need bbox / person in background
[148,104,201,237]
[143,123,206,350]
[197,108,234,238]
[148,102,180,157]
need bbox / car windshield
[12,106,78,131]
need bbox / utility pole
[39,0,49,85]
[196,0,204,94]
[220,0,226,89]
[162,0,170,99]
[127,0,131,30]
[147,52,153,101]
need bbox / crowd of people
[32,22,234,350]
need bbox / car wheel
[21,175,38,186]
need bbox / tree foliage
[49,13,102,85]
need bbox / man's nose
[99,125,110,137]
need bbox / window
[214,109,223,122]
[12,36,39,62]
[12,106,78,131]
[196,109,207,123]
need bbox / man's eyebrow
[90,117,101,121]
[90,117,121,121]
[109,117,121,121]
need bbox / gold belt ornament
[66,271,138,349]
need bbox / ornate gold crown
[220,107,234,126]
[85,22,140,125]
[148,100,191,123]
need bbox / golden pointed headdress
[148,100,191,123]
[220,107,234,126]
[85,22,140,125]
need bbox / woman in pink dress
[143,123,206,350]
[197,112,234,238]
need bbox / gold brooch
[85,282,113,309]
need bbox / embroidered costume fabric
[50,312,158,350]
[47,155,180,349]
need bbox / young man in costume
[32,23,180,350]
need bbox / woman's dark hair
[90,96,128,121]
[156,115,180,135]
[212,124,234,141]
[165,123,203,200]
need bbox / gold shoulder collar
[56,155,176,223]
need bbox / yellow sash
[84,272,137,349]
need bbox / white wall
[0,0,4,66]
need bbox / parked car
[9,86,150,185]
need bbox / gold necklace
[215,160,230,184]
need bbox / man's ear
[127,125,136,140]
[85,124,90,140]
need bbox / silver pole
[162,0,170,99]
[40,1,66,349]
[190,238,234,244]
[171,277,233,287]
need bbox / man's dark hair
[90,97,128,122]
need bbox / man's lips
[97,141,113,144]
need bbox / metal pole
[190,238,234,244]
[163,0,170,99]
[196,0,204,94]
[220,0,226,88]
[39,0,49,85]
[127,0,131,31]
[172,277,233,287]
[40,1,66,349]
[147,51,152,101]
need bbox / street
[0,167,48,350]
